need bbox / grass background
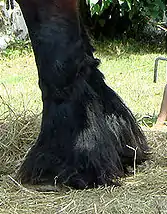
[0,40,167,213]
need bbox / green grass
[0,40,167,214]
[95,40,167,117]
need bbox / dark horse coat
[10,0,148,189]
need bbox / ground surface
[0,40,167,213]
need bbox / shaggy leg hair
[14,0,149,189]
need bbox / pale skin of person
[155,84,167,128]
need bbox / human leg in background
[154,84,167,129]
